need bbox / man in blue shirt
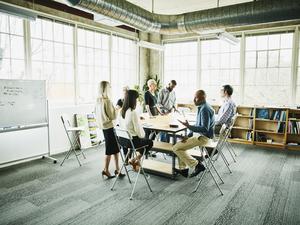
[173,90,215,178]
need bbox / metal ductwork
[66,0,300,34]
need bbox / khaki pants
[173,136,209,169]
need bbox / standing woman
[144,79,162,116]
[144,79,161,142]
[95,81,124,179]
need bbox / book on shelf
[276,122,284,133]
[246,131,252,141]
[248,119,253,129]
[87,113,101,146]
[256,108,269,119]
[270,110,286,121]
[249,108,254,116]
[288,121,300,134]
[256,132,267,142]
[287,142,300,146]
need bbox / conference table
[141,113,188,179]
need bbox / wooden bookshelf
[229,106,254,144]
[251,107,287,148]
[178,103,300,150]
[286,109,300,150]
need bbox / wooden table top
[141,113,187,133]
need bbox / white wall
[48,104,101,155]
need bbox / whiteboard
[0,79,47,128]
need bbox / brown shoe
[129,159,140,172]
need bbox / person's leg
[113,153,120,171]
[132,137,153,162]
[104,155,112,174]
[173,136,209,169]
[160,132,167,142]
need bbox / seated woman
[118,89,153,171]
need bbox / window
[0,12,25,79]
[244,33,293,106]
[30,18,75,103]
[164,41,197,103]
[77,27,110,103]
[200,38,240,104]
[111,35,137,103]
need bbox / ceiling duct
[66,0,300,34]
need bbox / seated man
[173,90,215,178]
[215,85,236,134]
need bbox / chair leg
[60,147,72,166]
[74,133,86,159]
[203,157,223,196]
[204,148,224,184]
[193,148,207,193]
[193,169,207,193]
[220,151,232,173]
[227,141,238,157]
[140,148,152,193]
[111,150,132,191]
[225,142,236,163]
[121,150,132,183]
[130,167,141,200]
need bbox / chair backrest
[114,127,136,151]
[61,114,71,131]
[115,127,132,140]
[219,124,228,138]
[214,124,229,151]
[229,113,238,129]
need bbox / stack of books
[271,110,286,121]
[288,121,300,134]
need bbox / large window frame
[163,27,300,107]
[163,40,198,103]
[0,12,139,106]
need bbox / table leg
[172,132,176,179]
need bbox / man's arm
[157,90,164,108]
[188,108,211,134]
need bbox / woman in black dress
[95,81,125,179]
[144,79,162,116]
[144,79,162,143]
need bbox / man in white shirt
[215,85,236,134]
[157,80,177,114]
[157,80,177,142]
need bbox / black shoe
[150,152,157,158]
[205,149,218,158]
[114,170,126,178]
[174,168,189,178]
[190,162,205,178]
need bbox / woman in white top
[95,81,124,179]
[118,89,153,171]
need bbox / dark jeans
[119,136,153,158]
[145,129,156,140]
[160,132,170,143]
[214,124,222,135]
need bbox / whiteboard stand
[42,100,57,164]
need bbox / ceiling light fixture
[137,40,165,51]
[217,32,239,45]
